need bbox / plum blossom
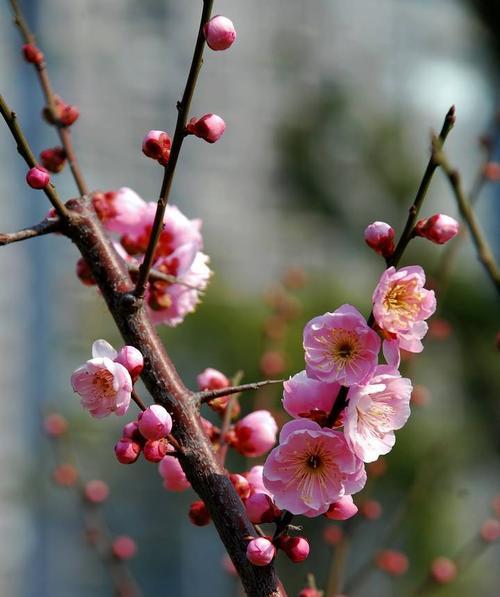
[283,370,340,423]
[372,266,436,353]
[303,305,381,386]
[344,366,412,462]
[263,420,366,517]
[71,340,133,417]
[92,187,147,234]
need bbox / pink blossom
[232,410,278,457]
[204,16,236,51]
[303,305,381,386]
[71,340,132,417]
[283,370,339,422]
[372,266,436,353]
[263,420,366,517]
[325,495,358,520]
[158,455,191,491]
[187,114,226,143]
[245,465,271,496]
[26,165,50,189]
[415,214,459,245]
[364,221,395,257]
[196,368,230,390]
[246,538,275,566]
[344,366,412,462]
[137,405,172,440]
[93,187,148,235]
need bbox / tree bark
[63,198,283,597]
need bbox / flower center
[383,281,422,319]
[307,454,321,470]
[92,369,115,398]
[329,329,360,366]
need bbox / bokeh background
[0,0,499,595]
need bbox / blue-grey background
[0,1,498,596]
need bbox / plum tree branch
[0,93,69,218]
[133,0,214,301]
[10,0,89,197]
[0,218,60,246]
[197,378,286,405]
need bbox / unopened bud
[364,221,395,257]
[280,536,310,563]
[188,500,211,526]
[22,43,44,64]
[76,258,96,286]
[415,214,459,245]
[115,346,144,382]
[26,165,50,189]
[142,130,172,165]
[137,405,172,440]
[430,557,457,584]
[84,480,110,504]
[43,413,68,437]
[112,536,137,560]
[114,437,141,464]
[203,16,236,51]
[186,114,226,143]
[246,537,275,566]
[245,493,281,524]
[375,549,409,576]
[325,495,358,520]
[143,438,169,463]
[40,146,66,173]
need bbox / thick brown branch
[0,218,60,246]
[197,379,285,405]
[133,0,214,299]
[64,199,282,596]
[433,140,500,294]
[10,0,89,196]
[0,94,68,218]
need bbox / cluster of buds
[42,95,80,127]
[245,534,310,567]
[115,405,173,464]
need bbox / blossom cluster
[262,264,436,519]
[87,187,212,327]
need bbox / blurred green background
[0,1,498,596]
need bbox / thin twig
[433,138,500,294]
[127,262,206,293]
[130,389,147,412]
[197,378,285,405]
[10,0,89,196]
[388,106,456,268]
[133,0,214,300]
[217,370,243,465]
[0,93,69,218]
[0,218,60,246]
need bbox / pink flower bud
[415,214,459,245]
[115,346,144,382]
[142,130,172,165]
[430,557,457,584]
[143,438,169,462]
[43,413,68,437]
[122,421,146,444]
[112,536,137,560]
[137,405,172,440]
[186,114,226,143]
[246,537,276,566]
[480,518,500,542]
[22,43,44,64]
[76,258,96,286]
[114,438,141,464]
[59,103,80,127]
[232,410,278,457]
[360,499,382,520]
[159,455,191,491]
[483,162,500,181]
[259,350,286,376]
[84,480,110,503]
[245,493,280,524]
[325,495,358,520]
[280,536,310,563]
[229,473,251,500]
[40,147,66,173]
[323,525,343,546]
[375,549,409,576]
[298,590,322,597]
[203,16,236,51]
[26,165,50,189]
[53,463,78,487]
[197,368,230,390]
[188,500,211,526]
[364,221,395,257]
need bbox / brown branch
[10,0,89,197]
[133,0,214,300]
[197,379,285,405]
[0,93,69,218]
[131,389,147,412]
[127,262,206,293]
[0,218,60,246]
[63,198,283,596]
[388,106,456,268]
[433,138,500,294]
